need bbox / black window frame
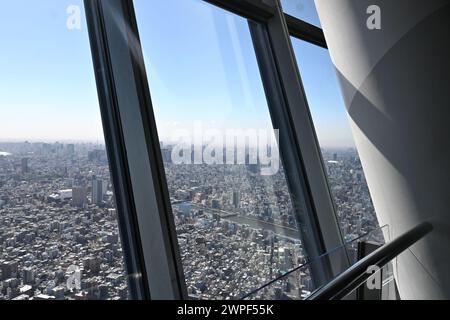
[84,0,348,300]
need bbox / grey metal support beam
[248,21,331,287]
[202,0,327,49]
[84,0,187,300]
[257,0,349,283]
[203,0,276,22]
[84,0,149,300]
[285,14,327,48]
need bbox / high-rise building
[72,186,87,208]
[0,260,18,280]
[88,149,105,162]
[21,157,29,173]
[92,176,103,205]
[232,190,240,209]
[23,268,35,285]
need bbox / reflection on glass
[281,0,322,27]
[291,38,383,244]
[0,1,129,300]
[244,225,388,300]
[134,0,312,300]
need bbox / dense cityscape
[0,141,381,300]
[161,145,382,300]
[0,142,128,300]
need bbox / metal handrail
[240,224,388,300]
[307,222,433,300]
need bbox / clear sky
[292,39,355,148]
[0,0,102,142]
[281,0,322,27]
[0,0,354,148]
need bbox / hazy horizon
[0,138,357,153]
[0,0,357,149]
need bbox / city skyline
[0,0,356,148]
[0,139,359,152]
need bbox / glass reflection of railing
[240,225,390,300]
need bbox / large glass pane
[291,38,383,244]
[281,0,321,27]
[0,1,130,300]
[243,225,389,300]
[134,0,312,300]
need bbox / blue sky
[292,39,355,148]
[0,0,354,148]
[0,0,101,142]
[281,0,322,27]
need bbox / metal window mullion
[202,0,275,22]
[285,14,327,48]
[201,0,327,48]
[84,0,187,300]
[84,0,149,300]
[257,0,350,280]
[249,21,333,287]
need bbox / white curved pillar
[315,0,450,299]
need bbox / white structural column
[314,0,450,299]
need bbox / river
[174,202,302,241]
[0,151,12,156]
